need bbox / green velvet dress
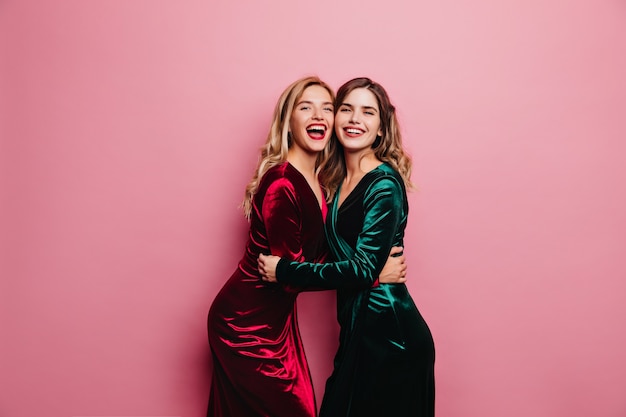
[276,163,435,417]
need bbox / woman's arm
[378,246,407,284]
[258,176,406,289]
[262,177,307,261]
[259,245,407,284]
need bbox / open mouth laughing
[306,124,327,140]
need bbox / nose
[312,106,323,120]
[349,111,360,123]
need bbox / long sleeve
[276,176,405,290]
[262,178,305,262]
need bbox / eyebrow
[297,100,334,106]
[340,103,378,112]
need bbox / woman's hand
[379,246,407,284]
[258,253,281,283]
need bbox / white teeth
[346,128,362,134]
[308,126,325,132]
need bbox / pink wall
[1,1,625,416]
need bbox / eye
[365,110,376,116]
[340,107,351,113]
[299,105,310,111]
[324,106,334,112]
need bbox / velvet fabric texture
[207,162,327,417]
[276,163,436,417]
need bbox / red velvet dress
[207,162,327,417]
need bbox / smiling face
[288,85,334,155]
[334,87,383,153]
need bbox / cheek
[288,119,296,133]
[372,120,382,135]
[290,115,305,131]
[334,113,347,127]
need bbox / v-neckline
[286,162,327,220]
[335,164,384,210]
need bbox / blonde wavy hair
[241,76,335,219]
[320,77,414,199]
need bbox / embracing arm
[262,177,308,261]
[259,176,406,290]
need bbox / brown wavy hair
[320,77,413,199]
[241,76,335,219]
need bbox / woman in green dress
[258,77,435,417]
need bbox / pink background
[1,1,625,416]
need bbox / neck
[287,148,318,179]
[344,149,379,181]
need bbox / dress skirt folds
[275,163,435,417]
[207,162,327,417]
[320,284,435,417]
